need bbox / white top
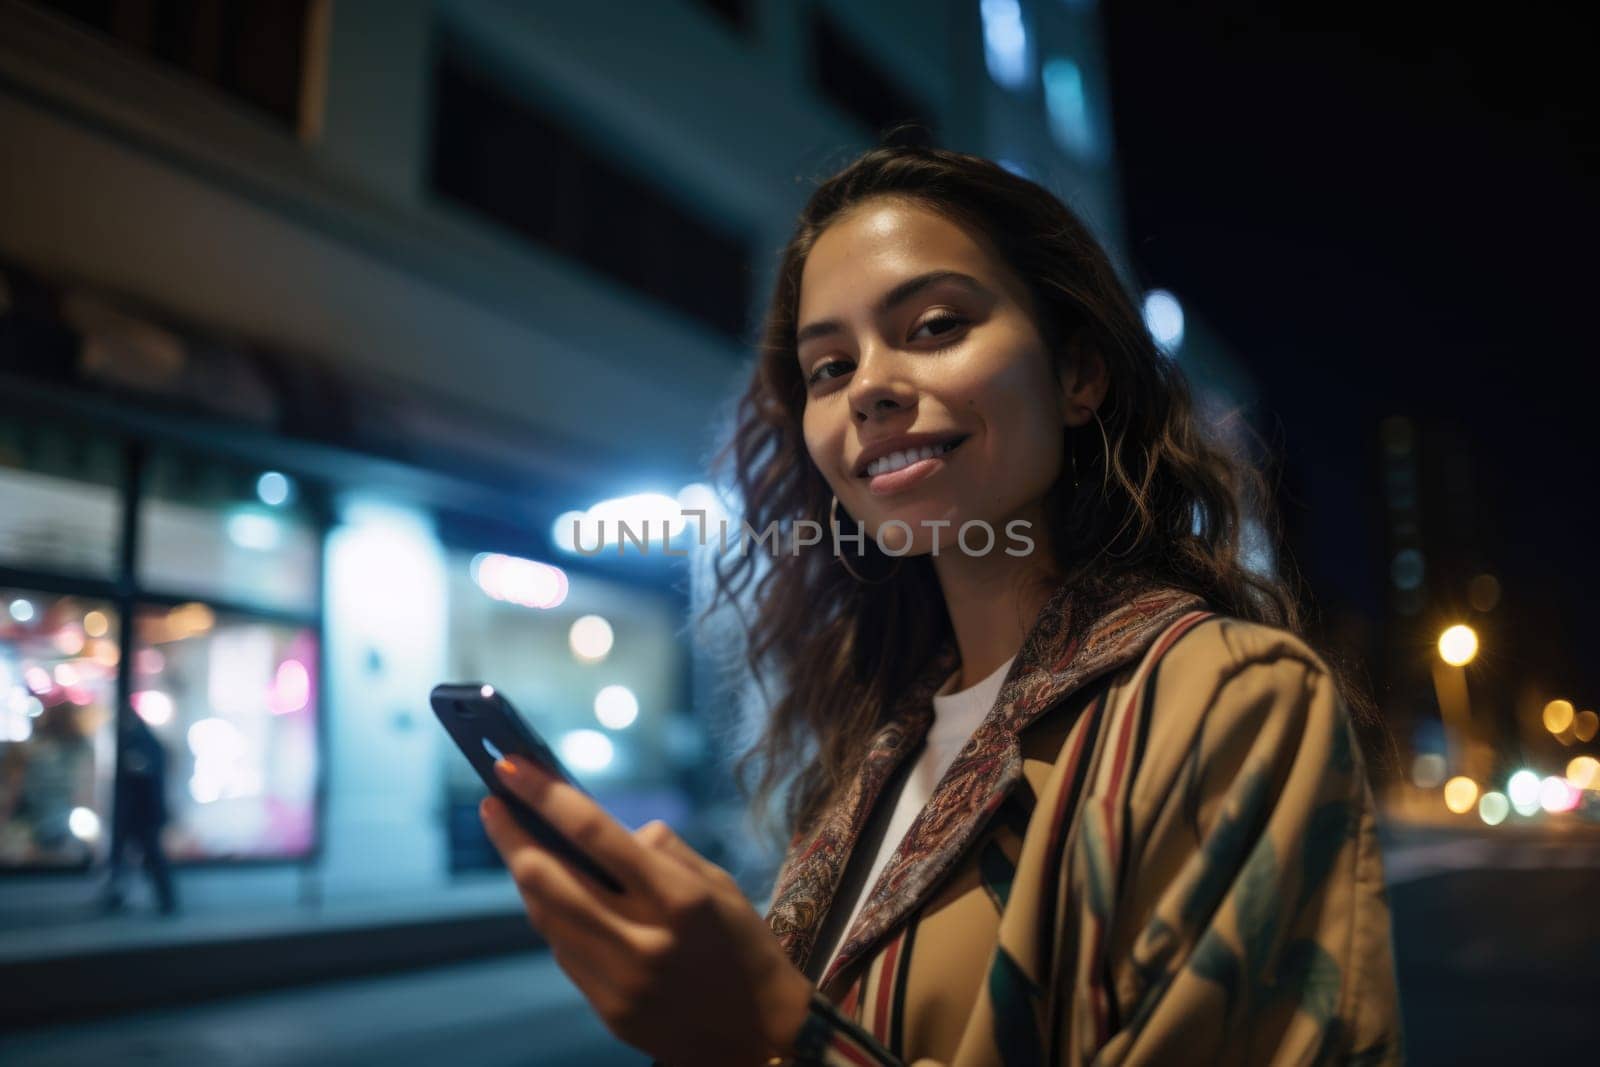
[811,652,1018,979]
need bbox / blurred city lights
[569,614,614,662]
[53,625,85,656]
[1539,775,1580,814]
[471,552,569,610]
[1575,710,1599,742]
[256,471,294,507]
[1043,57,1097,159]
[132,689,175,727]
[67,806,101,843]
[1443,776,1479,814]
[552,510,587,552]
[24,666,52,694]
[980,0,1032,91]
[1507,770,1542,816]
[1467,573,1501,612]
[1142,290,1185,352]
[83,610,109,638]
[1390,549,1424,591]
[594,684,639,730]
[270,659,312,715]
[227,511,283,551]
[1567,755,1599,790]
[675,482,734,527]
[1478,791,1509,826]
[1542,699,1575,735]
[1437,624,1478,666]
[164,602,216,640]
[1410,752,1447,789]
[558,728,614,772]
[53,664,79,687]
[8,598,34,623]
[555,492,694,556]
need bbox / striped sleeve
[1087,620,1405,1064]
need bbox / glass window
[0,415,123,578]
[139,449,319,613]
[0,588,119,869]
[132,604,319,860]
[440,551,693,870]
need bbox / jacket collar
[762,573,1207,988]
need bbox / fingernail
[495,757,516,778]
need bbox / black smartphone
[430,682,626,895]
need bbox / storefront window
[132,604,318,860]
[0,588,119,868]
[0,416,123,578]
[440,551,693,870]
[139,449,319,613]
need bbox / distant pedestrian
[103,713,178,916]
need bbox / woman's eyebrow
[795,270,989,347]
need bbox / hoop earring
[830,494,902,584]
[1091,409,1112,498]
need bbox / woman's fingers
[635,819,735,889]
[492,757,685,905]
[481,795,651,933]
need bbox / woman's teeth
[865,438,964,478]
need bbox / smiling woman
[482,144,1403,1067]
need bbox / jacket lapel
[762,574,1207,986]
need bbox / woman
[479,145,1405,1065]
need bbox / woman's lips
[863,437,966,497]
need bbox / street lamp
[1438,624,1478,666]
[1432,624,1480,783]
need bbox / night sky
[1101,2,1597,708]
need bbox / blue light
[227,512,282,551]
[256,471,293,507]
[8,599,35,623]
[1142,290,1185,352]
[981,0,1032,91]
[1043,57,1097,161]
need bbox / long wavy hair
[698,145,1389,850]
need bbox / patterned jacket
[761,577,1404,1065]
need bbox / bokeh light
[1542,699,1575,735]
[1437,624,1478,666]
[569,615,615,662]
[1443,776,1479,814]
[1565,755,1599,790]
[1478,791,1509,826]
[594,684,639,730]
[558,729,614,773]
[1507,770,1542,816]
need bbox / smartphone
[430,682,625,895]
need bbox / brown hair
[697,145,1391,849]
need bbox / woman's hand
[479,755,815,1066]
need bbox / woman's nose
[848,350,916,423]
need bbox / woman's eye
[911,314,967,342]
[807,360,851,386]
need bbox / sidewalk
[2,875,536,1027]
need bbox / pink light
[136,648,165,675]
[24,666,52,694]
[268,659,312,715]
[472,553,569,610]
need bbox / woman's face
[797,197,1080,557]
